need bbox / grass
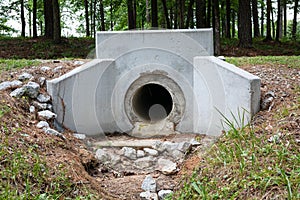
[170,118,299,199]
[0,59,41,72]
[226,56,300,69]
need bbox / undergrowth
[170,116,300,199]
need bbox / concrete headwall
[47,29,260,137]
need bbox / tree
[52,0,61,43]
[213,0,220,55]
[238,0,252,48]
[225,0,231,38]
[292,0,299,40]
[99,0,105,31]
[186,0,195,28]
[127,0,135,29]
[276,0,282,41]
[84,0,90,36]
[151,0,158,27]
[252,0,260,37]
[261,0,264,37]
[196,0,206,28]
[21,0,26,37]
[44,0,53,38]
[161,0,171,29]
[33,0,37,38]
[265,0,272,41]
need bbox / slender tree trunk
[44,0,53,38]
[265,0,272,40]
[283,0,287,36]
[29,7,32,37]
[292,0,299,40]
[90,0,93,37]
[174,0,178,28]
[151,0,158,27]
[271,5,275,38]
[232,11,235,37]
[178,0,185,28]
[196,0,206,28]
[93,0,96,37]
[146,0,150,23]
[161,0,171,29]
[84,0,90,37]
[213,0,220,55]
[221,1,225,37]
[100,0,105,31]
[261,0,264,37]
[110,0,113,30]
[225,0,231,38]
[33,0,37,38]
[52,0,61,43]
[276,0,282,41]
[186,0,194,28]
[252,0,260,37]
[133,0,137,28]
[128,0,135,29]
[207,0,211,27]
[238,0,252,48]
[21,0,26,37]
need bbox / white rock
[37,94,51,103]
[40,66,51,72]
[95,149,110,162]
[33,101,48,110]
[134,157,155,169]
[36,121,49,129]
[18,72,33,81]
[24,82,40,98]
[74,60,85,65]
[29,106,35,113]
[0,80,23,91]
[157,158,177,175]
[144,148,159,156]
[158,190,173,200]
[44,128,65,139]
[140,191,158,200]
[38,77,46,86]
[38,110,57,120]
[73,133,86,140]
[121,147,137,159]
[141,175,157,192]
[53,66,63,73]
[137,150,145,158]
[177,142,192,153]
[10,87,26,98]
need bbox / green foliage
[226,56,300,69]
[170,118,300,199]
[0,105,10,118]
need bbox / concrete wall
[47,29,260,137]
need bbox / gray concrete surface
[47,29,260,137]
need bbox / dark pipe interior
[132,83,173,122]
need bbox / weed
[0,59,40,72]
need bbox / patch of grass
[0,59,40,72]
[170,115,300,199]
[226,56,300,69]
[0,104,10,118]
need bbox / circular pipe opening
[132,83,173,122]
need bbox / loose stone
[18,72,33,81]
[141,175,157,192]
[10,87,26,98]
[36,121,50,129]
[73,133,86,140]
[140,191,158,200]
[144,148,159,156]
[157,158,177,175]
[121,147,137,160]
[137,150,145,158]
[44,128,65,139]
[38,110,57,120]
[24,81,40,98]
[158,190,173,200]
[37,94,51,103]
[29,106,35,113]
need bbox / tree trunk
[151,0,158,27]
[21,0,26,37]
[90,0,93,37]
[100,0,105,31]
[33,0,37,38]
[146,0,150,23]
[283,0,287,36]
[93,0,96,37]
[265,0,272,40]
[292,0,299,40]
[44,0,53,38]
[271,5,275,38]
[186,0,194,28]
[178,0,185,28]
[128,0,135,29]
[161,0,171,29]
[52,0,61,43]
[84,0,90,37]
[232,11,235,37]
[225,0,231,38]
[29,6,32,37]
[207,0,211,27]
[261,0,264,37]
[196,0,206,28]
[213,0,220,55]
[238,0,252,48]
[110,0,113,30]
[252,0,260,37]
[276,0,282,41]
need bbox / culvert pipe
[47,29,261,138]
